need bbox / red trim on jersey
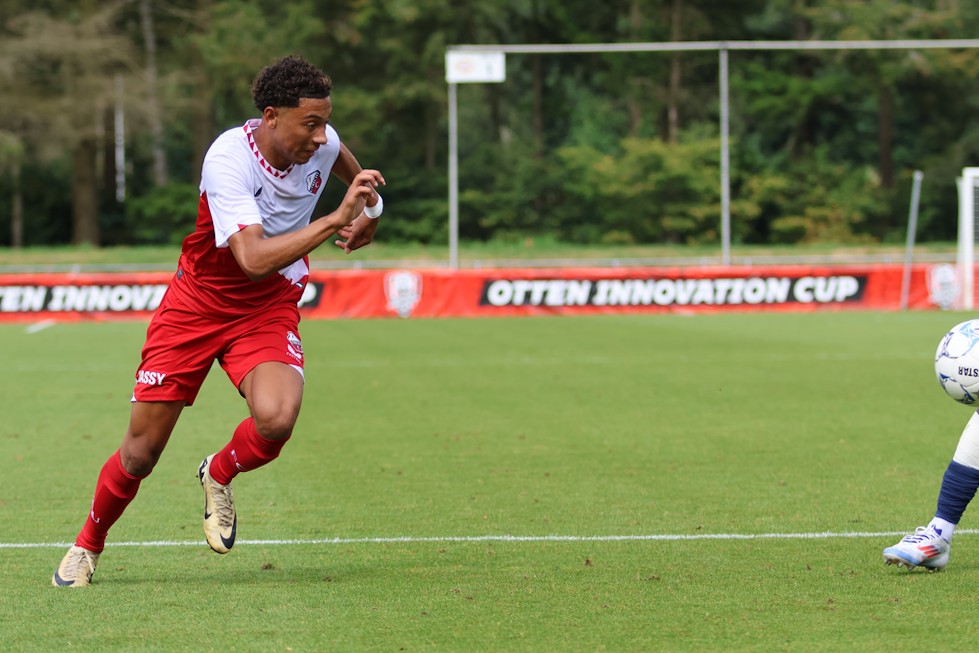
[177,191,305,313]
[244,120,294,179]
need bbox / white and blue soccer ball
[935,319,979,405]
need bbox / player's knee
[253,411,297,441]
[119,445,161,477]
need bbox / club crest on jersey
[305,170,322,194]
[286,330,304,362]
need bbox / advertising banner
[0,272,172,322]
[0,262,958,323]
[301,264,944,319]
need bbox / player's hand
[338,169,385,224]
[334,214,380,253]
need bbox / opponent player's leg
[884,411,979,570]
[53,401,184,587]
[199,362,303,553]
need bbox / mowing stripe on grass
[2,529,977,549]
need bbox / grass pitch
[2,311,979,651]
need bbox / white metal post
[899,170,924,310]
[959,169,979,310]
[719,47,730,266]
[448,81,459,270]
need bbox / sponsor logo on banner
[384,271,423,318]
[927,264,960,310]
[298,282,322,308]
[479,275,865,308]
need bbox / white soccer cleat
[883,526,950,570]
[198,455,237,554]
[52,545,100,587]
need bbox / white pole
[959,170,978,311]
[448,82,459,270]
[719,47,731,266]
[900,170,923,310]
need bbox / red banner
[305,263,955,318]
[0,272,171,322]
[0,263,961,322]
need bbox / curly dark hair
[252,55,332,111]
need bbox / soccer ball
[935,320,979,405]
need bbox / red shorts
[133,284,304,405]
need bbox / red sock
[208,417,290,485]
[75,450,144,553]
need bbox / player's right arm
[228,169,384,281]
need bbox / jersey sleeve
[200,147,262,249]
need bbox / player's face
[268,97,333,166]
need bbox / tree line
[0,0,977,250]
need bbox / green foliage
[125,182,200,245]
[557,134,722,244]
[2,0,979,247]
[193,0,327,124]
[735,151,888,245]
[0,156,72,246]
[0,131,24,171]
[376,170,450,244]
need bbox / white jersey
[175,119,341,311]
[201,118,341,249]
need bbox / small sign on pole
[446,50,506,269]
[446,51,506,83]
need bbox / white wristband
[364,193,383,219]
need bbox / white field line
[24,319,56,334]
[3,529,978,550]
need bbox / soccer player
[52,55,385,587]
[882,412,979,570]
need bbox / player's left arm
[330,142,384,253]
